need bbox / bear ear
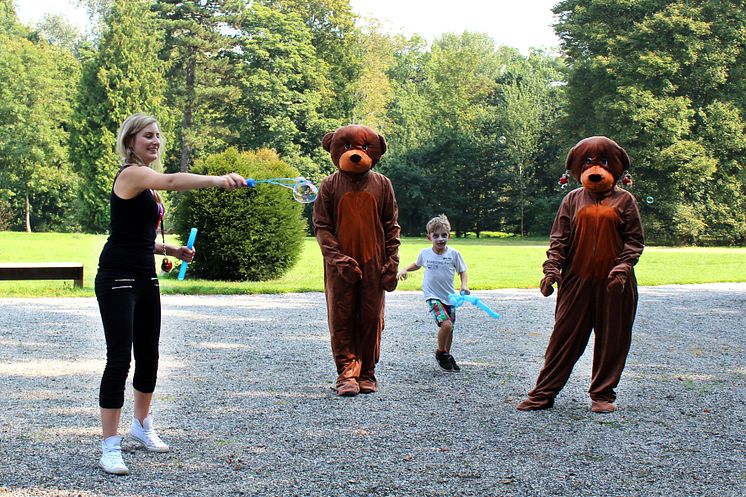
[378,134,387,156]
[322,132,335,152]
[564,143,578,177]
[617,143,630,171]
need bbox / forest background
[0,0,744,245]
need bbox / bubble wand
[178,227,198,281]
[448,292,501,319]
[245,177,318,203]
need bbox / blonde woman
[95,113,245,475]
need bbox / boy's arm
[458,270,469,294]
[397,263,420,280]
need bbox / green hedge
[174,148,306,281]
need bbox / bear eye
[585,158,592,164]
[361,145,368,151]
[601,159,608,166]
[344,143,351,150]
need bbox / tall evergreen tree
[154,0,240,172]
[262,0,362,122]
[69,0,169,232]
[223,3,334,181]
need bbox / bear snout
[580,164,614,193]
[338,149,374,173]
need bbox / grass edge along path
[0,232,745,297]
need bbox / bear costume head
[565,136,630,195]
[322,124,387,174]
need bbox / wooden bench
[0,263,85,288]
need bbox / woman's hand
[216,173,246,190]
[174,246,195,263]
[396,270,408,280]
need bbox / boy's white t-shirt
[416,246,468,303]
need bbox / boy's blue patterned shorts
[426,299,456,326]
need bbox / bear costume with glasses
[518,136,645,413]
[312,125,400,397]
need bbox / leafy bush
[174,148,306,281]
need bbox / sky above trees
[14,0,562,54]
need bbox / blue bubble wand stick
[178,227,198,281]
[448,291,501,319]
[245,177,318,203]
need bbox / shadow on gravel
[1,284,744,496]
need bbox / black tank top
[98,166,160,276]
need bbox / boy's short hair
[426,214,451,234]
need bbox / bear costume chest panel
[336,191,379,264]
[571,202,622,280]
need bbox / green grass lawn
[1,231,744,297]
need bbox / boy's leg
[445,306,460,371]
[428,300,456,371]
[437,319,453,352]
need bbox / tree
[383,34,431,155]
[493,48,566,236]
[34,14,84,52]
[384,32,508,235]
[221,3,334,182]
[555,0,746,244]
[0,28,80,232]
[0,0,24,37]
[374,34,432,234]
[262,0,362,122]
[69,0,169,233]
[154,0,241,173]
[174,148,306,281]
[418,33,504,234]
[350,25,395,131]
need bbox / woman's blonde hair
[115,113,165,170]
[426,214,451,234]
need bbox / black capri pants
[95,271,161,409]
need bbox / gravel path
[0,284,744,496]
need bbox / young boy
[397,214,469,371]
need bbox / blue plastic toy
[448,291,501,319]
[245,177,318,203]
[178,227,198,281]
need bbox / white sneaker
[99,435,129,475]
[128,415,170,452]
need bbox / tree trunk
[519,164,525,237]
[25,192,31,233]
[180,56,197,173]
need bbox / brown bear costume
[518,136,645,413]
[312,125,400,397]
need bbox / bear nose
[589,174,602,182]
[350,154,361,163]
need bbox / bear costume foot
[591,400,616,413]
[517,397,555,411]
[336,379,360,397]
[358,377,377,394]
